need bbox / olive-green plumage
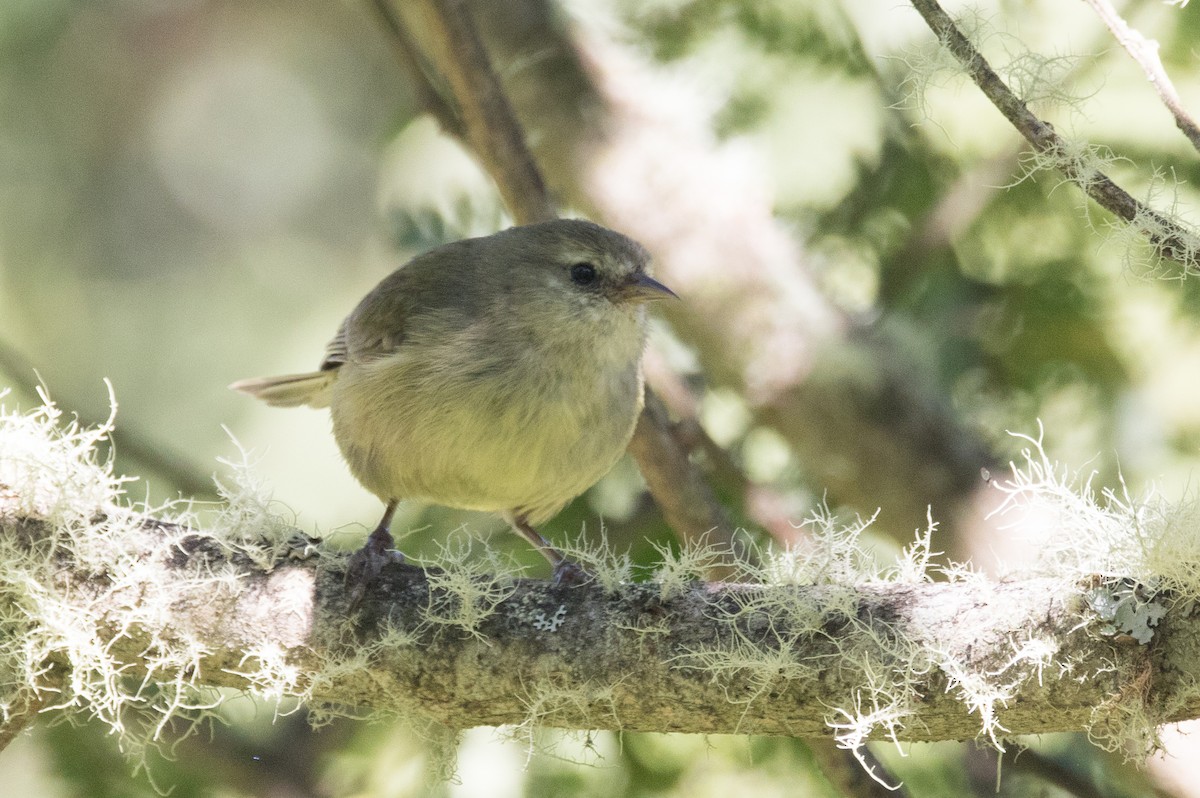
[231,219,672,580]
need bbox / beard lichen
[4,388,1200,788]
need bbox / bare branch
[408,0,554,225]
[909,0,1200,272]
[1083,0,1200,154]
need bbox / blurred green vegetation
[2,0,1200,794]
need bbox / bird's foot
[345,529,405,609]
[552,559,591,586]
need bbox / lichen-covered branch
[3,400,1198,760]
[2,507,1193,745]
[909,0,1200,272]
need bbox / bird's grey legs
[346,503,589,605]
[507,514,589,585]
[345,499,404,606]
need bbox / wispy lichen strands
[909,0,1200,273]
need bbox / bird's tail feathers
[228,370,337,408]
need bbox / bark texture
[8,510,1193,743]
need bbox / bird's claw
[552,559,591,587]
[345,537,405,608]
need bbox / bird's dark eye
[570,262,599,286]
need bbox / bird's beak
[619,272,678,304]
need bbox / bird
[230,219,675,598]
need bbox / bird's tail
[229,370,337,408]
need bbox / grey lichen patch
[1084,578,1168,645]
[530,604,568,632]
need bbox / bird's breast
[329,330,643,520]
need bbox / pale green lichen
[649,534,743,599]
[984,424,1200,755]
[0,390,351,782]
[3,387,1197,786]
[990,424,1200,598]
[506,677,624,766]
[419,530,521,639]
[554,525,636,593]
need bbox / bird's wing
[321,238,479,369]
[327,257,430,367]
[321,293,409,369]
[319,318,351,370]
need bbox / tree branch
[408,0,554,225]
[0,692,44,755]
[909,0,1200,272]
[1082,0,1200,154]
[4,507,1191,744]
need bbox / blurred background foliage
[2,0,1199,795]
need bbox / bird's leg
[508,514,590,585]
[345,500,405,607]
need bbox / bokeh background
[2,0,1200,795]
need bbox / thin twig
[909,0,1200,272]
[1083,0,1200,154]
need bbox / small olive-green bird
[231,219,674,593]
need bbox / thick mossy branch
[3,508,1195,742]
[4,399,1198,756]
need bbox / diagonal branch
[409,0,555,225]
[0,692,44,755]
[909,0,1200,272]
[1082,0,1200,154]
